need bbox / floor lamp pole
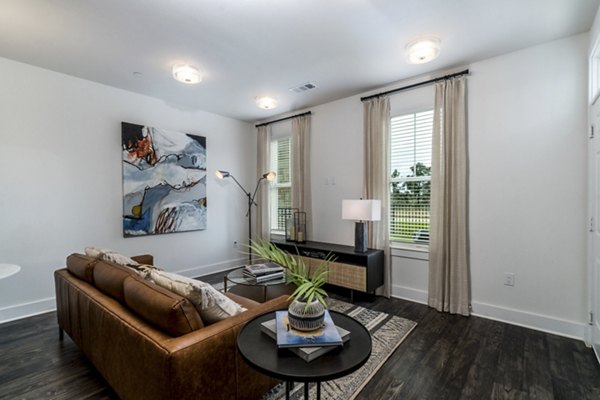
[215,169,276,266]
[247,192,253,264]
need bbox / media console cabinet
[271,239,384,301]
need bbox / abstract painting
[121,122,207,237]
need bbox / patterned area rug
[260,298,417,400]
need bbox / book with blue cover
[275,310,343,348]
[261,318,350,362]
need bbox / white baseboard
[0,297,55,324]
[390,284,586,341]
[0,257,246,324]
[471,301,587,341]
[391,284,428,304]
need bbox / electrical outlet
[504,272,515,286]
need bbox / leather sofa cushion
[123,275,204,336]
[66,253,97,284]
[93,260,139,303]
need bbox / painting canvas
[121,122,207,237]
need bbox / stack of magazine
[260,310,351,362]
[243,262,284,283]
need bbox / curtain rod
[255,111,312,128]
[360,69,470,102]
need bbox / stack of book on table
[243,262,284,283]
[261,310,351,362]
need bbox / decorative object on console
[342,199,381,253]
[294,211,307,243]
[280,207,299,242]
[216,170,276,263]
[122,122,207,237]
[249,240,334,331]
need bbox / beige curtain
[255,125,272,240]
[363,97,391,297]
[428,76,470,316]
[291,115,312,239]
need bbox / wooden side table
[237,310,372,400]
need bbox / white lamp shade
[342,199,381,222]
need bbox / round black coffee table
[237,310,372,400]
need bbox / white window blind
[270,137,292,232]
[390,110,433,245]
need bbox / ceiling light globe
[172,64,202,84]
[405,37,441,64]
[255,96,278,110]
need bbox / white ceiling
[0,0,597,122]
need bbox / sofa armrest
[164,295,289,352]
[131,254,154,265]
[164,295,290,400]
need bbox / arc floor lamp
[216,170,276,263]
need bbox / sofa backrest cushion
[146,269,247,325]
[123,275,204,336]
[66,253,97,284]
[93,260,139,303]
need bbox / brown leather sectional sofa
[54,253,288,400]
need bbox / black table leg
[286,381,291,400]
[304,382,309,399]
[317,382,321,400]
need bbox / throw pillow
[85,246,140,267]
[84,246,159,275]
[146,269,246,324]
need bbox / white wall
[469,33,588,338]
[307,33,589,339]
[0,57,255,322]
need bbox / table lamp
[342,199,381,253]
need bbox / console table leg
[304,382,309,399]
[58,327,64,341]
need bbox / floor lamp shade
[342,200,381,253]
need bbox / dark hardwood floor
[1,270,599,400]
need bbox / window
[389,110,433,245]
[270,137,292,233]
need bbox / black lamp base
[354,222,368,253]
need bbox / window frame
[269,136,292,235]
[388,109,433,251]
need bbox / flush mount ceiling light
[255,96,278,110]
[405,37,441,64]
[172,64,202,84]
